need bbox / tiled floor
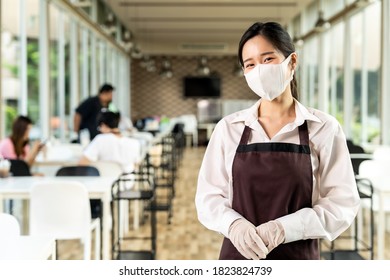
[58,147,389,260]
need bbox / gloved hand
[256,220,285,253]
[228,218,268,260]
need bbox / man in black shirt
[73,83,114,141]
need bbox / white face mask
[244,54,294,101]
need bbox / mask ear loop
[288,52,297,79]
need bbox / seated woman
[0,115,44,167]
[78,111,142,173]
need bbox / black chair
[346,139,371,175]
[146,134,178,224]
[7,159,32,214]
[9,159,31,176]
[111,171,156,260]
[320,177,374,260]
[55,166,101,218]
[55,166,100,177]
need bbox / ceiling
[103,0,313,56]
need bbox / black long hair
[98,111,121,129]
[238,22,298,100]
[10,115,32,158]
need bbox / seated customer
[78,111,142,173]
[0,115,44,167]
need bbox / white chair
[29,181,100,260]
[178,114,198,147]
[359,160,390,212]
[0,213,20,238]
[92,161,123,177]
[373,145,390,161]
[359,159,390,258]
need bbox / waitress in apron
[195,22,360,260]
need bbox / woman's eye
[264,57,273,63]
[245,63,254,69]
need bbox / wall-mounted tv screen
[183,76,221,98]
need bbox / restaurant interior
[1,0,390,261]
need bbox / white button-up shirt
[195,99,360,243]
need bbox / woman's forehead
[242,36,281,58]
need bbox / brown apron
[219,121,319,260]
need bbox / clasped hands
[228,218,285,260]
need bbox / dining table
[0,176,116,260]
[0,236,56,260]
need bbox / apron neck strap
[298,121,309,146]
[239,126,252,145]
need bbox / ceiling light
[232,61,244,77]
[160,58,173,78]
[293,35,304,47]
[196,56,210,76]
[139,56,151,68]
[314,10,330,33]
[121,30,134,51]
[130,46,143,59]
[103,13,116,35]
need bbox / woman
[195,22,360,260]
[0,115,43,167]
[78,111,142,173]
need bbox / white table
[197,123,216,141]
[0,236,56,260]
[0,176,116,260]
[362,176,390,260]
[350,153,373,159]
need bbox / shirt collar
[230,98,321,126]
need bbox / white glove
[228,218,268,260]
[256,220,285,253]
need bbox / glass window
[328,22,344,124]
[303,36,319,109]
[323,0,345,19]
[79,27,90,99]
[48,3,71,140]
[1,0,20,135]
[303,1,319,35]
[349,2,381,145]
[364,2,381,145]
[350,11,363,144]
[26,0,40,127]
[1,0,40,136]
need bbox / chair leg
[95,220,101,260]
[83,236,91,260]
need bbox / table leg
[102,194,110,260]
[52,240,57,260]
[377,192,385,259]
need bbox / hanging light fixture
[103,13,116,35]
[121,30,134,52]
[232,61,244,77]
[292,34,304,47]
[130,45,143,59]
[160,57,173,78]
[314,0,330,33]
[139,55,151,68]
[196,56,210,76]
[146,59,157,72]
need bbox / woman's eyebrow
[243,51,276,64]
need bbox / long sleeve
[277,120,361,242]
[195,121,243,237]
